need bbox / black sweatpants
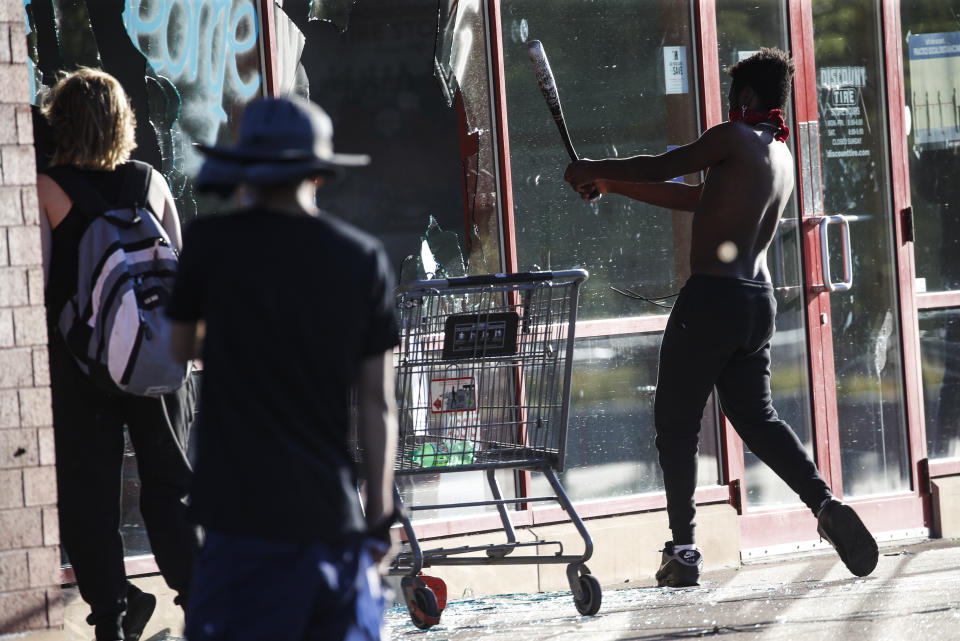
[50,331,200,631]
[654,274,832,545]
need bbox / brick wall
[0,0,62,635]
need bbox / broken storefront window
[25,0,266,221]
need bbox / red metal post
[790,0,844,495]
[487,0,518,275]
[258,0,280,96]
[882,0,930,524]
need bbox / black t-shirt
[166,208,399,543]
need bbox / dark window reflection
[920,308,960,458]
[280,0,488,276]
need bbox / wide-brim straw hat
[195,96,369,194]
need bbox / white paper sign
[430,377,477,414]
[664,46,688,95]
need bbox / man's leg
[714,344,832,512]
[124,375,200,606]
[716,342,878,576]
[50,340,127,640]
[185,532,387,641]
[654,288,735,547]
[303,539,389,641]
[654,286,738,587]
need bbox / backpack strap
[43,162,154,224]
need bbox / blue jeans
[185,531,388,641]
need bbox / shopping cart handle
[410,270,589,290]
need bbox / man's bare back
[691,121,794,280]
[564,118,795,283]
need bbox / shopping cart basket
[371,269,599,629]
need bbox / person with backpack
[165,96,400,641]
[36,68,200,641]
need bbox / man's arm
[565,122,735,193]
[171,320,204,362]
[36,174,72,286]
[357,349,398,528]
[588,179,703,212]
[147,169,183,251]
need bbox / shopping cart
[370,269,598,629]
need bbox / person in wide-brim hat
[194,95,370,196]
[169,93,400,641]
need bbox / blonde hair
[42,68,137,170]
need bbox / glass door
[811,0,911,498]
[715,0,927,549]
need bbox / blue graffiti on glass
[122,0,261,133]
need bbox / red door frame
[881,0,931,520]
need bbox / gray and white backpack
[45,162,188,396]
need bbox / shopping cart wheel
[573,574,602,616]
[409,585,441,630]
[401,575,443,630]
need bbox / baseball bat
[526,39,600,202]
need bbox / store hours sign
[818,66,870,159]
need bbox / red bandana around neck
[728,107,790,142]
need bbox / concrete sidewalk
[384,538,960,640]
[25,537,960,640]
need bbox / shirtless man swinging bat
[564,48,878,587]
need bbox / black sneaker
[88,610,123,641]
[817,499,879,577]
[122,583,156,641]
[655,541,703,587]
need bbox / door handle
[809,215,853,292]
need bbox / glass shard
[274,2,309,95]
[307,0,359,32]
[400,216,468,284]
[433,0,483,132]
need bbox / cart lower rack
[374,270,598,629]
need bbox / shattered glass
[26,0,266,221]
[23,3,43,102]
[287,0,501,282]
[500,1,702,321]
[433,0,500,276]
[399,216,468,284]
[307,0,360,31]
[123,0,264,219]
[273,3,309,96]
[434,0,485,133]
[434,0,461,107]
